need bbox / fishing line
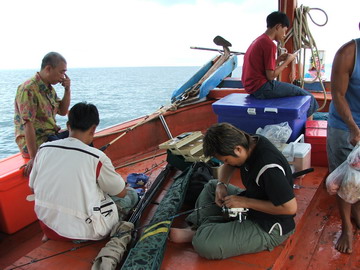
[7,202,216,270]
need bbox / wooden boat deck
[2,160,359,270]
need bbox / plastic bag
[325,160,346,195]
[126,173,149,196]
[326,144,360,203]
[338,144,360,203]
[256,122,292,148]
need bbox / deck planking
[2,165,360,270]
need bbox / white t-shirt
[29,137,126,240]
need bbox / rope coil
[283,5,329,111]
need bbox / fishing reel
[222,206,249,222]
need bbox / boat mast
[278,0,297,83]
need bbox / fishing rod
[7,201,216,270]
[112,202,217,239]
[190,46,245,55]
[98,106,172,152]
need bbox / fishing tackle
[222,206,249,222]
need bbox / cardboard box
[212,93,311,142]
[305,120,328,167]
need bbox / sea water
[0,66,212,160]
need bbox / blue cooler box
[212,93,311,142]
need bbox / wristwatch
[216,181,228,188]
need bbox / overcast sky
[0,0,359,70]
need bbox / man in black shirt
[169,123,297,259]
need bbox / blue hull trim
[171,57,215,102]
[198,55,237,99]
[171,55,238,102]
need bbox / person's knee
[193,237,224,259]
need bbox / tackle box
[159,132,209,170]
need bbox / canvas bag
[184,162,214,207]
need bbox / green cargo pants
[186,180,294,259]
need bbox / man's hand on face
[61,73,71,91]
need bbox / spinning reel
[222,206,249,222]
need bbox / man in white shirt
[30,102,138,241]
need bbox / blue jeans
[252,80,319,117]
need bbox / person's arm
[24,121,37,158]
[265,53,296,80]
[97,156,127,197]
[58,74,71,116]
[29,151,39,191]
[18,85,38,176]
[23,121,37,176]
[214,164,236,206]
[115,187,127,198]
[224,195,297,215]
[224,164,297,215]
[331,40,359,146]
[218,164,235,185]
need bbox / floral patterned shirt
[14,73,61,155]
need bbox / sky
[0,0,359,70]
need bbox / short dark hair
[41,52,67,70]
[203,123,251,157]
[266,11,290,28]
[68,102,100,131]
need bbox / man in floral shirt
[14,52,71,176]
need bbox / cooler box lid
[305,120,327,143]
[305,120,327,129]
[282,142,311,161]
[212,93,311,119]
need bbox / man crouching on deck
[29,102,138,241]
[169,123,297,259]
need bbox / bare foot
[169,227,195,244]
[41,234,49,242]
[335,230,353,254]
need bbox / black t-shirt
[239,135,295,234]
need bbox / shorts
[326,126,354,172]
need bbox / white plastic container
[282,134,311,173]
